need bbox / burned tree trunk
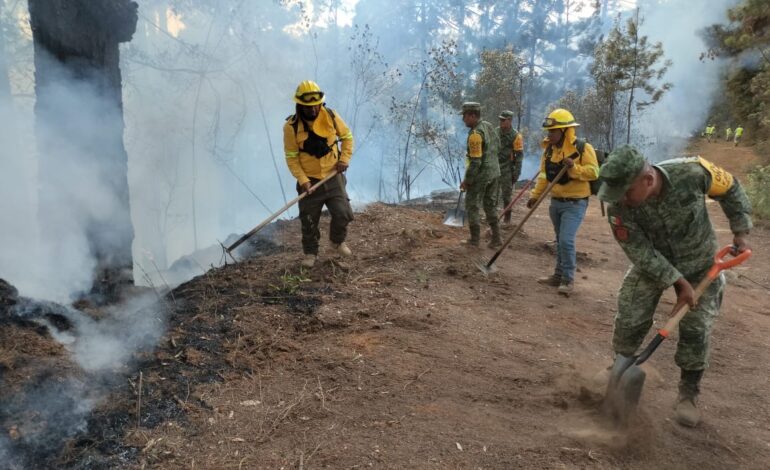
[28,0,138,298]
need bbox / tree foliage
[704,0,770,143]
[474,47,526,128]
[388,39,462,201]
[589,10,671,147]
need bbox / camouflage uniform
[461,103,501,244]
[599,151,752,372]
[495,110,524,219]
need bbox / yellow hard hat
[293,80,325,106]
[542,108,580,129]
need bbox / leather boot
[558,280,574,296]
[463,224,481,247]
[332,242,352,257]
[301,254,317,268]
[537,274,562,286]
[488,222,502,249]
[675,369,704,427]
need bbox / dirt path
[126,140,770,469]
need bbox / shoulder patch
[609,214,629,241]
[698,156,734,196]
[468,132,483,158]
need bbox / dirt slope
[92,140,770,469]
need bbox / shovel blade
[443,209,465,227]
[474,258,497,275]
[602,355,647,426]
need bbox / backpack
[573,139,608,196]
[287,105,341,158]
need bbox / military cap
[498,110,514,120]
[597,145,647,203]
[459,102,481,114]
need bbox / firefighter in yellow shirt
[734,126,744,146]
[527,109,599,296]
[283,80,354,268]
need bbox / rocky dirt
[2,139,769,469]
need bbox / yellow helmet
[293,80,325,106]
[542,108,580,129]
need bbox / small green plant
[746,164,770,220]
[269,270,311,296]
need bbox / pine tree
[591,9,671,146]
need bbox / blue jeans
[548,198,588,283]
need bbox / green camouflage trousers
[613,267,725,370]
[511,156,522,186]
[498,160,513,211]
[297,174,354,255]
[466,177,500,229]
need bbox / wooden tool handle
[227,171,338,253]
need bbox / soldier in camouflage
[460,102,501,248]
[496,110,525,225]
[598,145,752,428]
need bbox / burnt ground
[1,140,770,469]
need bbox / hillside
[2,139,769,469]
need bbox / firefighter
[283,80,354,268]
[527,109,599,296]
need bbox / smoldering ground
[0,286,166,469]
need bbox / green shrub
[746,165,770,220]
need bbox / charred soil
[2,141,769,469]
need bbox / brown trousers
[297,174,354,255]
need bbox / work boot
[463,225,481,247]
[301,254,317,268]
[502,211,512,225]
[558,281,574,296]
[488,222,502,249]
[333,242,352,257]
[537,274,561,286]
[675,369,704,427]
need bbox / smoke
[1,288,164,466]
[0,3,165,462]
[0,1,747,299]
[631,0,741,159]
[70,293,165,372]
[0,47,133,302]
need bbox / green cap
[460,102,481,114]
[597,145,647,203]
[498,110,514,120]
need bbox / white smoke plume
[630,0,741,159]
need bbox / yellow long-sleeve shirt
[530,127,599,200]
[283,106,354,186]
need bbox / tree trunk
[28,0,138,297]
[525,41,537,131]
[0,0,11,105]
